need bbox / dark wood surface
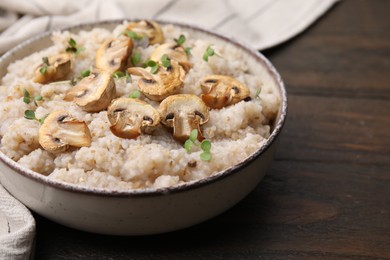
[34,1,390,259]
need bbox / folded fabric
[0,185,35,260]
[0,0,339,259]
[0,0,339,54]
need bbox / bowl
[0,20,287,235]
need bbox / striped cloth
[0,0,339,54]
[0,0,339,259]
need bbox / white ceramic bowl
[0,20,287,235]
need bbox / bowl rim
[0,19,287,198]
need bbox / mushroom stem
[173,114,204,143]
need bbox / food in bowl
[0,20,280,191]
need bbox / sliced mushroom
[127,59,185,101]
[200,75,250,109]
[96,36,133,73]
[150,43,190,72]
[126,20,164,45]
[107,97,161,139]
[34,53,71,84]
[39,110,91,153]
[64,70,116,112]
[158,94,209,143]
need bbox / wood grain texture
[34,0,390,259]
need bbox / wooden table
[34,0,390,258]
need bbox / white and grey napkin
[0,0,339,259]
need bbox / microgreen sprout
[80,69,91,78]
[145,60,159,74]
[184,129,198,152]
[23,89,43,106]
[112,71,125,79]
[185,47,192,56]
[131,52,142,66]
[129,90,141,99]
[125,71,132,83]
[123,30,143,40]
[66,38,85,55]
[112,71,132,83]
[24,110,48,124]
[23,88,31,104]
[39,57,49,75]
[161,54,171,69]
[200,140,212,161]
[184,129,212,161]
[203,45,215,62]
[174,34,186,46]
[34,95,43,106]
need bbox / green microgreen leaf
[189,129,198,142]
[131,52,141,66]
[66,46,77,53]
[161,54,171,69]
[200,140,211,153]
[129,90,141,99]
[81,69,91,78]
[185,47,191,56]
[39,57,49,75]
[24,110,47,124]
[146,60,159,74]
[33,95,43,106]
[123,30,143,40]
[68,38,76,47]
[184,139,194,153]
[200,151,212,161]
[125,71,132,83]
[203,45,215,62]
[39,66,47,75]
[38,113,49,124]
[76,46,85,55]
[24,110,36,120]
[66,38,84,55]
[23,89,31,104]
[183,129,213,161]
[112,71,125,79]
[174,34,186,45]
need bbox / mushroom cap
[107,97,161,139]
[64,70,116,112]
[96,35,133,73]
[200,75,250,109]
[127,59,185,102]
[150,43,191,72]
[38,110,91,153]
[158,94,209,143]
[34,53,71,84]
[126,20,164,45]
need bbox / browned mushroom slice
[200,75,250,109]
[158,94,209,143]
[127,60,185,101]
[96,36,133,73]
[64,71,116,112]
[150,43,190,72]
[126,20,164,45]
[39,110,91,153]
[34,54,71,84]
[107,97,161,139]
